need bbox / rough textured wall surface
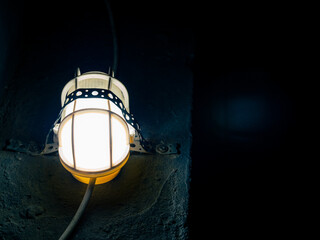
[0,1,193,239]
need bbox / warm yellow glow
[72,170,121,185]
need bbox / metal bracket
[130,140,149,153]
[4,139,57,156]
[155,143,179,155]
[130,136,180,155]
[41,142,59,155]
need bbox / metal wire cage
[58,71,134,184]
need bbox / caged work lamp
[53,69,149,185]
[40,69,178,239]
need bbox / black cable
[59,178,96,240]
[105,0,118,75]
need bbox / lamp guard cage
[63,88,151,151]
[42,88,152,155]
[35,75,179,156]
[59,108,131,178]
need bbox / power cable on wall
[59,178,96,240]
[105,0,118,75]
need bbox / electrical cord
[59,178,96,240]
[105,0,118,75]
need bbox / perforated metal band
[63,88,152,152]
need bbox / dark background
[0,0,300,239]
[189,3,301,239]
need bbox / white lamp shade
[60,71,135,136]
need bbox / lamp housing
[57,71,135,184]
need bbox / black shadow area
[188,3,300,239]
